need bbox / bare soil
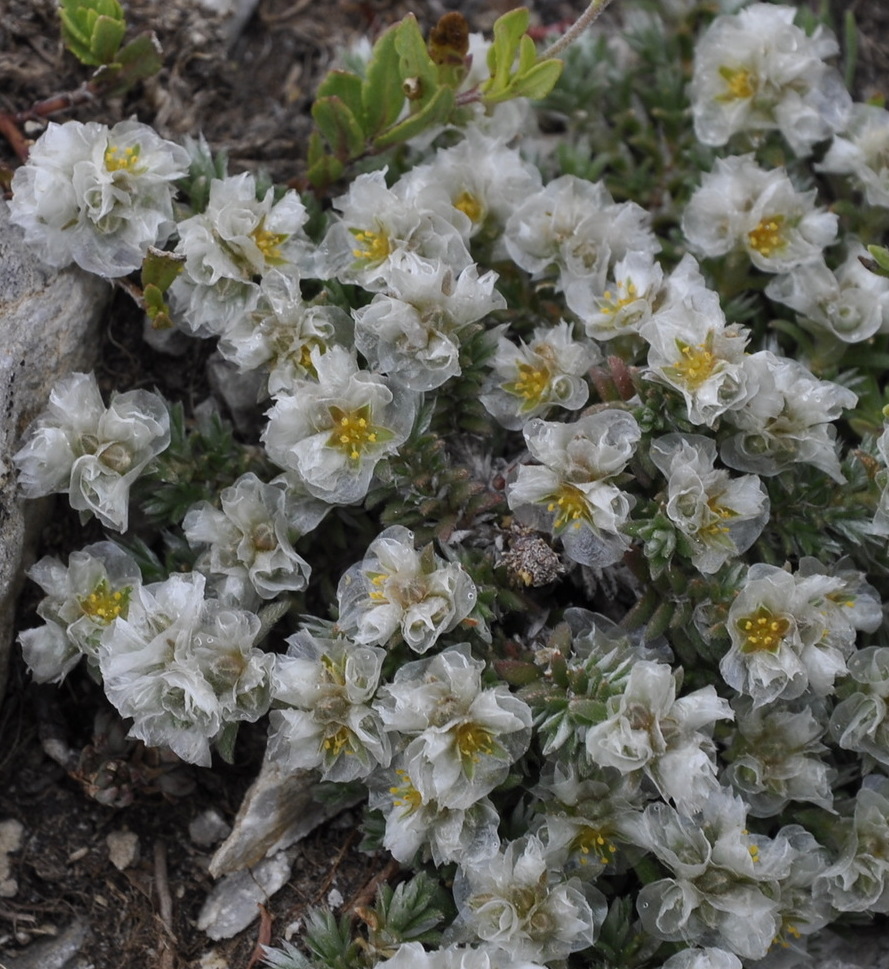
[0,1,886,968]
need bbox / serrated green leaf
[312,95,366,160]
[371,85,454,150]
[141,247,184,291]
[316,70,365,123]
[394,12,439,108]
[362,20,406,135]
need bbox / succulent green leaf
[307,152,345,190]
[394,13,440,108]
[371,86,454,150]
[866,244,889,277]
[143,284,174,330]
[362,19,407,134]
[312,96,366,160]
[59,0,126,65]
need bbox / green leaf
[214,722,239,765]
[394,13,440,108]
[316,70,365,123]
[307,151,345,190]
[93,31,163,97]
[483,7,530,98]
[866,244,889,277]
[493,659,541,687]
[371,85,454,150]
[362,19,407,135]
[141,247,184,291]
[59,0,126,65]
[312,95,366,160]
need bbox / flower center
[322,725,354,757]
[104,144,142,173]
[505,361,551,409]
[747,216,786,258]
[668,336,718,390]
[250,220,288,264]
[717,65,756,101]
[79,579,130,624]
[454,721,496,764]
[327,404,381,460]
[573,825,617,865]
[454,190,484,224]
[736,605,790,653]
[351,227,391,264]
[389,769,424,814]
[600,280,638,314]
[546,484,591,531]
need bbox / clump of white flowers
[11,1,889,966]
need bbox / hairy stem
[541,0,618,59]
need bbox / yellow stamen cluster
[600,280,638,314]
[669,337,718,390]
[327,405,379,460]
[508,362,551,408]
[748,843,760,862]
[546,484,590,531]
[454,721,496,763]
[367,572,389,603]
[736,605,790,654]
[717,65,756,101]
[772,920,802,949]
[454,190,484,224]
[351,227,391,264]
[250,220,288,264]
[700,496,737,537]
[104,144,142,173]
[322,725,353,757]
[574,826,617,866]
[79,580,129,624]
[390,769,423,813]
[747,216,786,257]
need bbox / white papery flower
[262,345,419,504]
[584,658,733,814]
[266,628,389,782]
[318,169,473,291]
[818,102,889,208]
[8,119,189,277]
[450,834,606,962]
[682,155,837,273]
[719,561,879,707]
[354,262,505,392]
[183,472,327,604]
[507,411,641,567]
[400,129,543,241]
[480,321,598,429]
[13,371,170,532]
[720,350,857,482]
[375,942,548,969]
[376,645,532,810]
[660,949,742,969]
[640,304,749,427]
[723,697,833,817]
[368,763,500,867]
[336,525,478,653]
[216,267,351,396]
[18,541,142,683]
[689,3,850,156]
[765,246,889,343]
[98,572,272,766]
[171,172,310,336]
[619,792,796,960]
[817,776,889,913]
[830,647,889,769]
[650,433,768,573]
[875,424,889,537]
[503,175,658,291]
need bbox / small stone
[189,809,232,848]
[198,850,293,940]
[197,949,230,969]
[67,847,88,863]
[106,831,140,871]
[327,888,343,909]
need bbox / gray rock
[0,205,110,703]
[0,917,90,969]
